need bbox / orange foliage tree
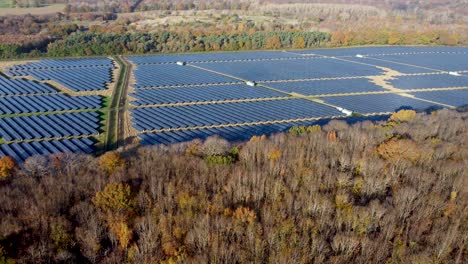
[0,156,16,179]
[98,151,125,175]
[266,35,282,49]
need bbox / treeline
[1,27,465,59]
[0,109,466,263]
[65,0,251,13]
[1,31,331,58]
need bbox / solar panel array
[0,74,57,95]
[128,47,467,146]
[193,58,384,81]
[390,74,468,90]
[0,138,95,162]
[128,51,299,65]
[408,90,468,108]
[0,94,101,114]
[132,64,238,88]
[1,48,467,159]
[0,112,100,141]
[0,59,110,161]
[264,78,386,95]
[320,94,442,114]
[8,58,116,92]
[132,99,342,131]
[130,84,285,106]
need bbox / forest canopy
[0,109,466,263]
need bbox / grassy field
[0,0,13,8]
[0,3,65,16]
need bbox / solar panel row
[264,78,386,95]
[128,51,301,65]
[9,67,114,92]
[0,94,102,114]
[131,99,343,131]
[132,64,239,88]
[194,58,385,81]
[0,112,100,141]
[130,84,285,106]
[390,74,468,90]
[9,58,114,70]
[320,93,443,114]
[0,138,95,162]
[0,74,57,95]
[294,46,468,57]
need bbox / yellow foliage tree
[292,36,306,49]
[307,125,321,133]
[232,206,256,224]
[0,156,16,179]
[92,182,134,213]
[267,148,282,162]
[390,110,417,123]
[265,35,282,49]
[377,138,421,163]
[109,221,132,249]
[99,151,125,175]
[387,31,401,45]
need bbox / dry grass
[0,4,65,16]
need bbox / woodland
[0,109,466,263]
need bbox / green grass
[0,1,13,8]
[103,56,128,151]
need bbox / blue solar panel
[9,58,114,70]
[0,138,96,162]
[132,64,239,88]
[128,51,300,65]
[131,99,343,131]
[0,74,57,95]
[9,67,114,92]
[138,115,391,146]
[294,46,468,57]
[342,57,435,74]
[0,112,100,141]
[409,90,468,108]
[130,84,286,105]
[194,58,384,81]
[0,94,102,114]
[390,74,468,90]
[369,53,468,72]
[321,94,443,114]
[264,78,386,95]
[8,58,115,92]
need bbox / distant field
[0,0,13,8]
[0,4,65,15]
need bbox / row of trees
[44,31,331,57]
[0,109,466,263]
[1,27,465,59]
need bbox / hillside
[0,109,466,263]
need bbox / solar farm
[0,46,467,161]
[0,58,115,161]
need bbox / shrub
[390,110,417,123]
[99,151,125,175]
[0,156,16,179]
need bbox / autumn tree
[292,36,305,49]
[390,109,417,123]
[92,182,134,213]
[98,151,125,175]
[0,156,16,179]
[265,35,282,49]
